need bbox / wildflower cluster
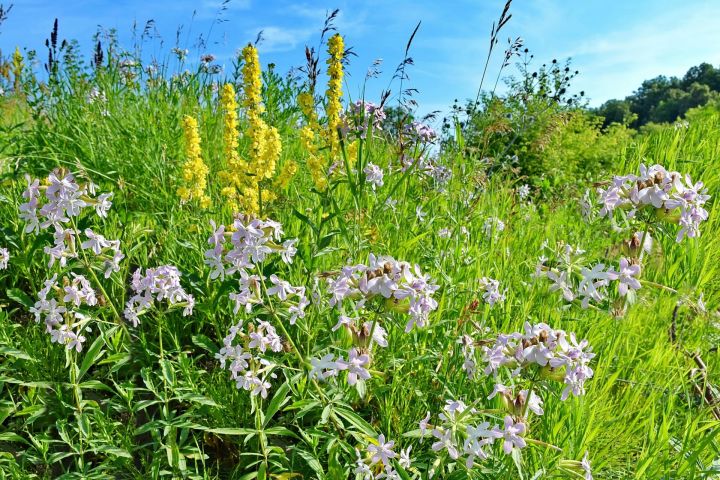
[240,44,283,210]
[537,241,642,308]
[217,83,251,212]
[123,266,195,327]
[404,121,437,143]
[416,399,532,470]
[345,100,386,139]
[297,91,327,190]
[482,216,505,239]
[597,163,710,242]
[177,115,210,208]
[30,274,93,352]
[363,163,384,190]
[208,217,306,397]
[478,277,506,307]
[326,254,439,333]
[354,433,412,479]
[517,183,531,201]
[218,46,284,214]
[481,322,595,401]
[19,171,124,351]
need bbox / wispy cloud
[251,26,315,53]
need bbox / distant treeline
[595,62,720,128]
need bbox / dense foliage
[0,4,718,479]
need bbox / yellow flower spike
[325,34,345,155]
[177,115,210,208]
[275,160,298,190]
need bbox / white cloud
[251,25,315,53]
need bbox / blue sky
[2,0,720,117]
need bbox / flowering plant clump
[207,216,307,398]
[325,254,439,333]
[536,241,643,309]
[345,100,386,139]
[481,321,595,400]
[597,163,711,242]
[18,171,125,351]
[482,216,505,239]
[413,398,594,477]
[123,266,195,327]
[302,255,439,389]
[404,121,437,143]
[354,433,412,479]
[419,325,594,474]
[478,277,506,307]
[325,33,345,156]
[363,163,384,190]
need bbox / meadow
[0,4,719,479]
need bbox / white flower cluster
[482,217,505,239]
[0,247,9,270]
[478,277,506,307]
[326,254,439,333]
[19,172,125,351]
[517,184,531,201]
[417,399,528,469]
[354,433,411,480]
[598,163,710,242]
[204,217,306,321]
[215,319,282,399]
[538,242,642,308]
[123,266,195,327]
[19,173,122,272]
[30,274,96,351]
[363,163,384,190]
[481,322,595,401]
[207,217,307,397]
[309,348,371,386]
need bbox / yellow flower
[217,45,283,216]
[177,115,210,208]
[275,160,298,190]
[325,34,344,154]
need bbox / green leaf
[294,449,324,478]
[263,381,290,428]
[79,380,113,392]
[0,346,34,361]
[95,445,132,459]
[6,288,33,309]
[191,334,219,354]
[205,427,255,436]
[78,335,106,381]
[0,432,28,444]
[335,407,377,437]
[160,359,176,386]
[264,426,298,438]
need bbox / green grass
[0,44,719,480]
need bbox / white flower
[364,163,384,189]
[547,270,575,301]
[497,416,526,454]
[309,354,341,381]
[367,434,396,467]
[431,429,459,459]
[0,247,9,270]
[267,274,295,301]
[336,348,371,385]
